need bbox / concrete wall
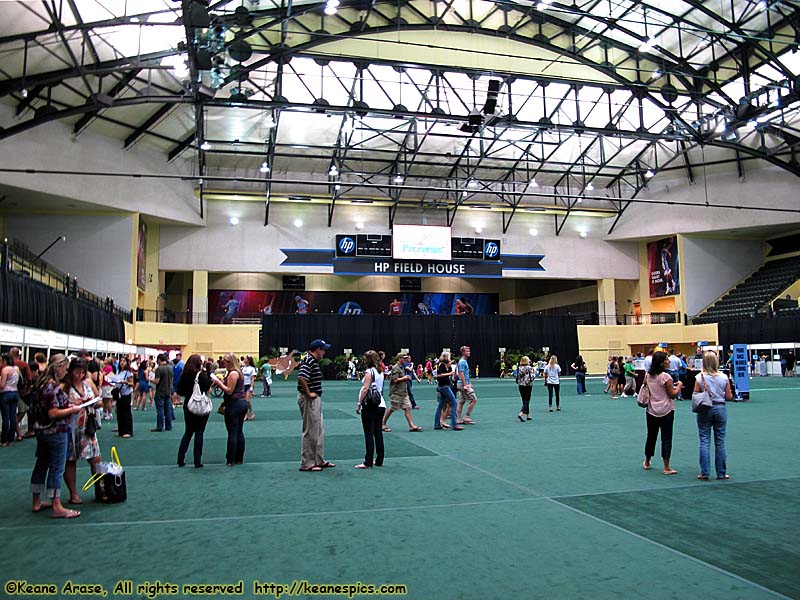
[159,200,640,280]
[4,213,135,310]
[681,236,765,316]
[0,105,200,225]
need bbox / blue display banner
[732,344,750,400]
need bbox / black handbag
[82,447,127,504]
[362,369,382,407]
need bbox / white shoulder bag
[187,373,213,416]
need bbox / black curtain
[0,272,125,342]
[260,314,578,376]
[719,316,800,349]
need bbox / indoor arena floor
[1,376,798,600]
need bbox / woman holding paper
[63,358,103,505]
[113,357,135,438]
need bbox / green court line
[0,496,544,532]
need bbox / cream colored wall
[132,322,260,357]
[139,221,160,311]
[511,285,598,313]
[577,323,718,374]
[614,279,639,316]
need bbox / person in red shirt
[10,348,32,441]
[389,299,402,315]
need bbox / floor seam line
[547,497,792,600]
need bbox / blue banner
[732,344,750,400]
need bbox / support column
[597,278,617,325]
[192,271,208,325]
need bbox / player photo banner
[208,290,499,322]
[647,236,679,298]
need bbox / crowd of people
[0,339,743,518]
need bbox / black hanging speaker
[483,79,501,114]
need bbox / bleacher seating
[693,255,800,324]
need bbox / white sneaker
[621,393,629,397]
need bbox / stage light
[579,230,588,238]
[645,169,655,178]
[355,221,364,230]
[294,218,303,228]
[329,165,339,177]
[528,178,538,188]
[229,216,239,225]
[200,140,211,150]
[529,228,538,236]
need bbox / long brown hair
[364,350,380,370]
[34,353,67,392]
[182,354,204,383]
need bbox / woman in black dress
[176,354,212,468]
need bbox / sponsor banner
[392,224,452,260]
[648,236,679,298]
[334,259,502,278]
[732,344,750,399]
[208,290,498,322]
[280,249,545,275]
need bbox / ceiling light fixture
[475,227,483,234]
[393,174,405,184]
[259,162,270,174]
[579,230,588,238]
[329,165,339,177]
[529,228,538,236]
[20,88,28,98]
[576,197,583,203]
[585,182,594,191]
[334,184,341,191]
[264,116,276,129]
[528,178,539,188]
[745,119,758,131]
[645,169,655,178]
[355,221,364,230]
[229,217,239,225]
[294,218,303,228]
[536,0,552,9]
[467,178,479,189]
[652,69,661,79]
[324,0,338,15]
[200,140,211,151]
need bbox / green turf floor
[1,375,798,599]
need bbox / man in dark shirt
[152,354,174,432]
[296,339,335,472]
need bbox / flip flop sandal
[663,469,678,475]
[299,466,322,472]
[642,461,651,470]
[317,461,336,469]
[382,426,392,432]
[51,509,81,519]
[409,426,423,432]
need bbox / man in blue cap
[297,339,335,472]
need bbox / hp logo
[484,241,499,258]
[338,237,355,254]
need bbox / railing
[589,313,681,325]
[136,310,263,324]
[2,238,133,322]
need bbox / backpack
[28,387,52,428]
[186,373,212,416]
[362,369,382,408]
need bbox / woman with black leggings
[544,356,561,412]
[355,350,385,469]
[211,353,247,466]
[176,354,212,468]
[516,356,535,421]
[642,351,683,475]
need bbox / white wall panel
[681,236,765,316]
[5,214,134,310]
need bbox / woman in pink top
[642,351,683,475]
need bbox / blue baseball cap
[309,339,332,351]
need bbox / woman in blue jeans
[29,354,82,518]
[0,353,21,446]
[434,352,463,431]
[212,353,247,466]
[570,355,587,395]
[694,351,732,480]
